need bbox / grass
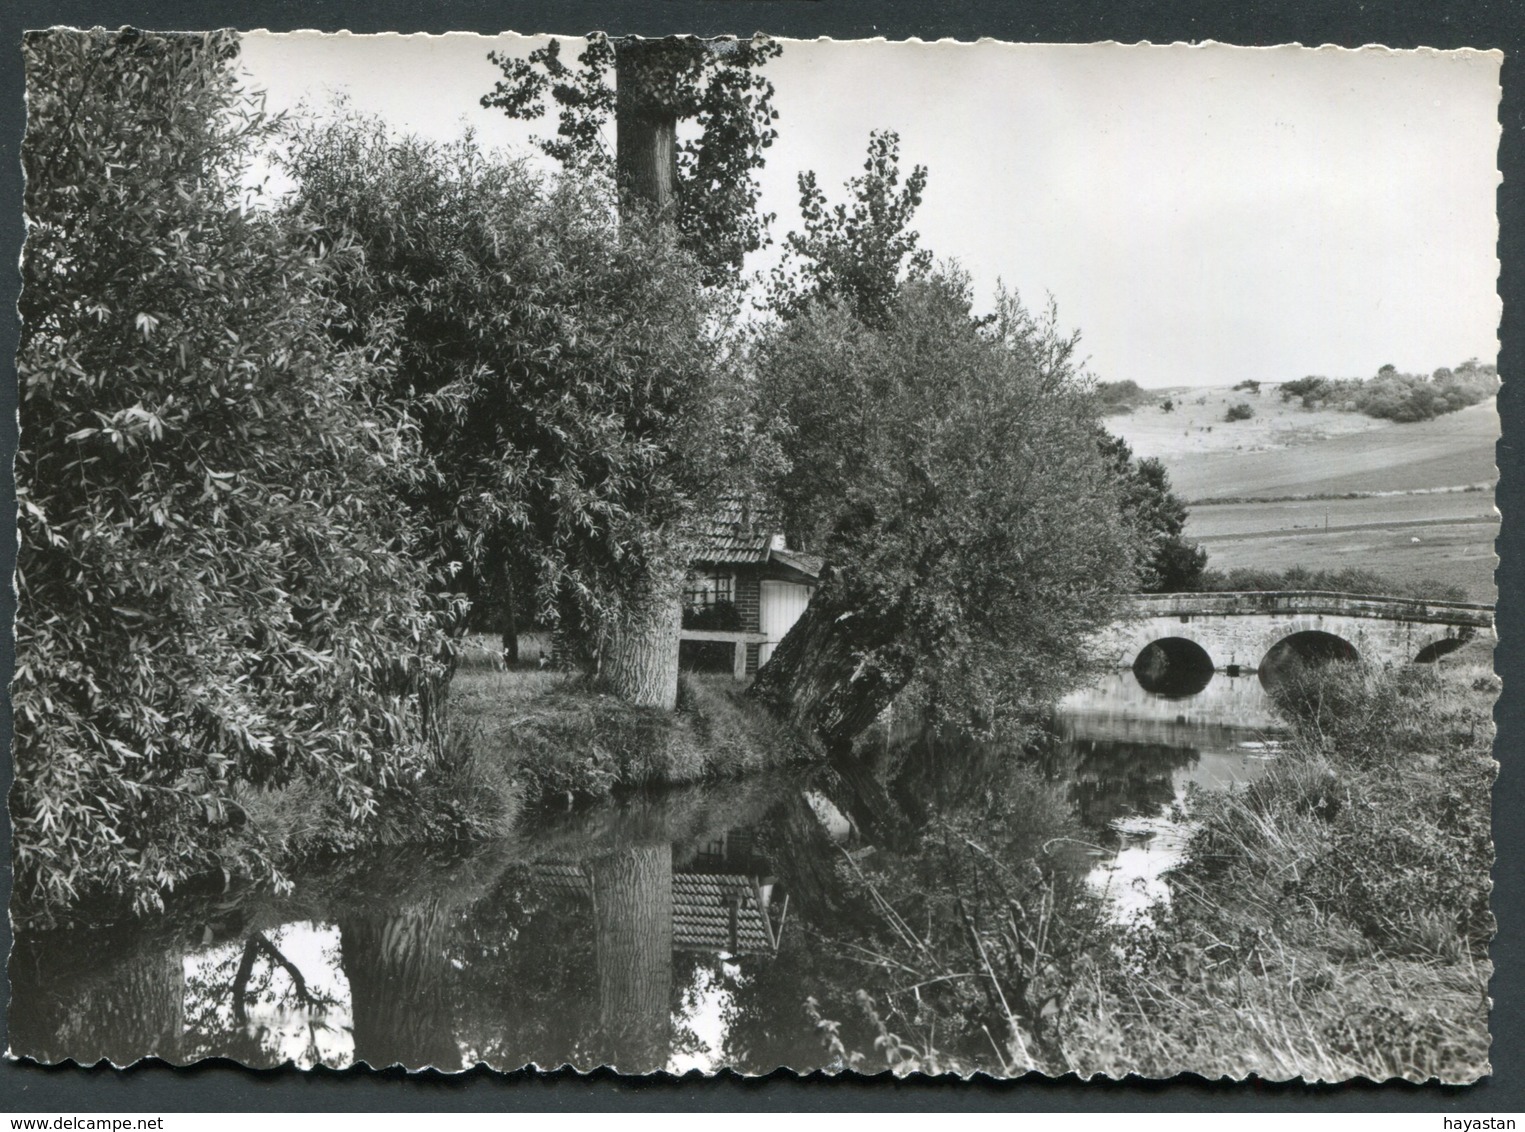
[1066,650,1496,1082]
[1191,514,1497,604]
[446,656,820,803]
[235,635,817,876]
[810,643,1496,1081]
[1108,388,1498,603]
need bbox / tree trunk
[339,901,460,1071]
[499,557,518,665]
[748,589,917,750]
[600,556,684,710]
[588,845,674,1071]
[616,39,700,213]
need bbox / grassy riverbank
[447,663,819,802]
[805,641,1495,1081]
[1068,644,1495,1081]
[236,640,818,870]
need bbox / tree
[283,114,766,709]
[480,35,784,706]
[14,30,454,919]
[1095,433,1207,593]
[747,274,1142,747]
[482,33,781,288]
[768,130,932,327]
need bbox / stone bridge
[1100,590,1494,675]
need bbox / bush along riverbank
[805,652,1494,1082]
[236,651,821,868]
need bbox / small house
[683,498,821,678]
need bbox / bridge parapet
[1126,590,1494,629]
[1104,590,1494,672]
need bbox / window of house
[684,570,734,610]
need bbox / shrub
[1197,566,1467,603]
[1095,379,1152,414]
[1279,366,1495,422]
[1224,402,1255,422]
[1232,379,1261,393]
[1260,664,1495,956]
[1281,376,1327,401]
[14,30,455,921]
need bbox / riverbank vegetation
[231,657,816,870]
[446,664,819,802]
[14,31,458,919]
[15,24,1488,1016]
[802,647,1493,1081]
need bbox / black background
[1,0,1520,1113]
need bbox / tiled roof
[672,873,775,955]
[691,497,779,566]
[529,864,779,955]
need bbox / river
[9,671,1284,1074]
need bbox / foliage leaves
[14,30,456,920]
[767,130,932,327]
[752,273,1143,737]
[281,112,773,637]
[1094,432,1207,593]
[481,34,781,287]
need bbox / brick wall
[735,571,762,676]
[735,571,761,632]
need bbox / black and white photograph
[8,27,1503,1083]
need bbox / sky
[239,32,1502,389]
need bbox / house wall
[735,572,762,674]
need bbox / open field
[1193,516,1497,602]
[1112,399,1497,501]
[1104,384,1394,464]
[1107,392,1500,602]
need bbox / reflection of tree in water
[448,863,601,1067]
[10,929,184,1065]
[340,901,462,1070]
[181,924,347,1069]
[1037,735,1197,834]
[722,733,1113,1073]
[587,846,675,1071]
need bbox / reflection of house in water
[534,834,787,957]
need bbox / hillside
[1104,391,1500,603]
[1106,396,1497,502]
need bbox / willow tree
[15,30,452,920]
[748,273,1142,747]
[482,33,781,706]
[284,114,768,711]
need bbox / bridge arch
[1114,622,1218,673]
[1132,636,1216,696]
[1258,627,1360,685]
[1413,630,1474,664]
[1254,617,1359,669]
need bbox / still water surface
[11,672,1281,1073]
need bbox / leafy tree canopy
[1095,432,1207,593]
[481,34,781,287]
[751,273,1143,741]
[767,130,932,327]
[15,30,454,920]
[281,111,774,633]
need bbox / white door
[758,581,813,666]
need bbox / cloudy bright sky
[240,32,1501,388]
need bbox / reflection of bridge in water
[1101,590,1494,680]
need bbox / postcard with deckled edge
[9,29,1500,1082]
